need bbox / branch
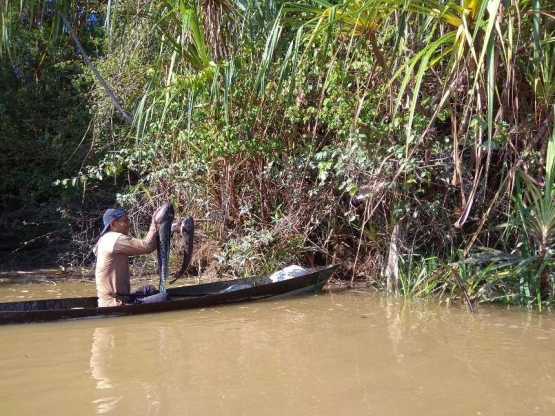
[58,12,132,122]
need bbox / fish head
[180,216,194,235]
[155,203,175,224]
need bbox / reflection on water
[1,282,555,415]
[91,327,115,390]
[89,324,167,415]
[385,297,403,363]
[90,327,125,414]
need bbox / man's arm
[113,223,158,255]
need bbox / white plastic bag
[269,265,307,283]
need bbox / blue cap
[100,208,127,236]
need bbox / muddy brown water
[1,276,555,415]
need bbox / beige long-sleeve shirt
[93,224,158,307]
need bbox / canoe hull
[0,265,337,325]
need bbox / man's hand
[152,207,163,227]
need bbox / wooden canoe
[0,265,337,325]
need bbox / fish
[169,216,194,285]
[155,203,174,293]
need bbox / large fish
[155,203,174,293]
[169,216,194,284]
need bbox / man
[94,207,169,307]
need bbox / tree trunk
[386,219,403,292]
[59,12,131,122]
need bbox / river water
[1,278,555,415]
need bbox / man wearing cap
[94,207,168,307]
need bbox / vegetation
[0,0,553,308]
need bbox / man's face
[110,214,131,235]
